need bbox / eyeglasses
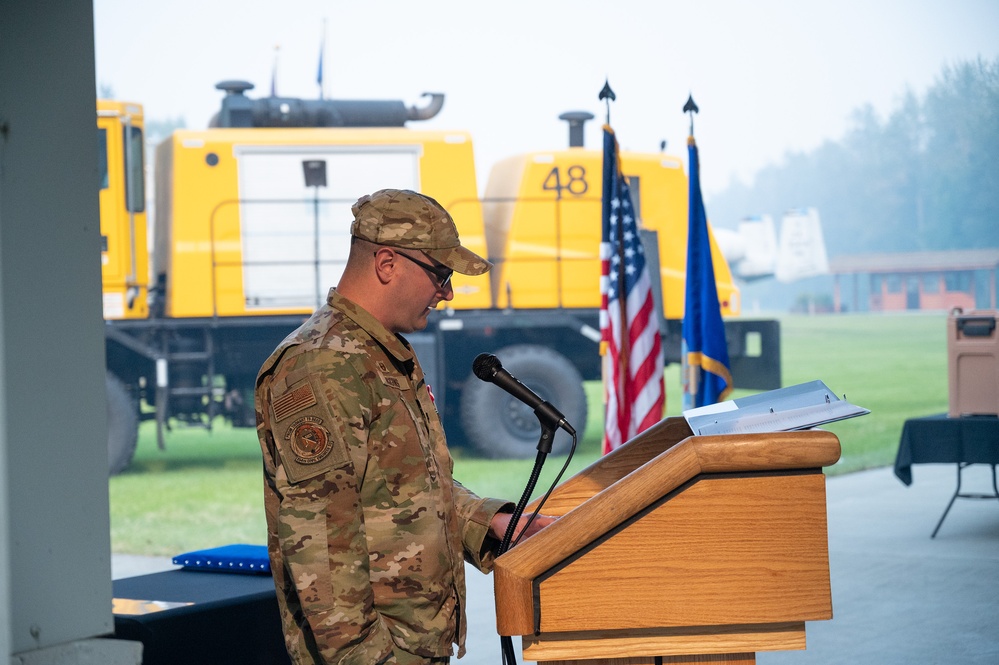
[391,250,454,291]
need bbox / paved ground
[113,463,999,664]
[756,464,999,665]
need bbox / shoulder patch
[269,376,352,483]
[284,416,333,465]
[272,381,318,421]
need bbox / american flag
[600,125,665,454]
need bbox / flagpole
[614,144,629,420]
[270,44,280,97]
[599,78,615,126]
[599,83,666,451]
[682,94,698,411]
[599,80,629,433]
[317,19,327,99]
[682,94,733,410]
[684,93,699,136]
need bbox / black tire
[460,345,586,459]
[107,373,139,475]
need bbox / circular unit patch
[286,416,333,465]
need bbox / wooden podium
[493,416,841,665]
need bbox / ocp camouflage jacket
[255,289,510,664]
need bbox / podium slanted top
[683,380,870,436]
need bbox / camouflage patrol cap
[351,189,491,276]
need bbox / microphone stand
[498,421,555,555]
[498,421,556,664]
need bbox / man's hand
[489,512,558,545]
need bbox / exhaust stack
[210,80,444,128]
[558,111,595,148]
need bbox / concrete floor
[114,463,999,664]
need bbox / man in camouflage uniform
[255,189,552,664]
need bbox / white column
[0,1,138,662]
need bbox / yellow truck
[100,82,779,472]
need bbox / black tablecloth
[894,413,999,486]
[112,570,290,665]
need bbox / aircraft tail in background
[716,207,829,283]
[775,207,830,283]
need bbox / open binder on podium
[683,380,869,436]
[493,403,859,665]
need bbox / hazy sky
[94,0,998,205]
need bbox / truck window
[627,175,641,214]
[98,128,108,190]
[123,125,145,213]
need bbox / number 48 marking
[542,165,588,198]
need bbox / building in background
[829,249,999,313]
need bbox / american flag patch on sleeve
[272,382,318,421]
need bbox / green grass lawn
[110,312,949,556]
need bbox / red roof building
[829,249,999,313]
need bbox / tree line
[708,57,999,257]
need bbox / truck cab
[97,100,149,320]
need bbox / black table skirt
[112,570,290,665]
[894,413,999,486]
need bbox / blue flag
[682,136,732,408]
[316,31,325,99]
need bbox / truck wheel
[107,373,139,475]
[460,345,586,459]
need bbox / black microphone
[472,353,576,437]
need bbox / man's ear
[372,247,397,285]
